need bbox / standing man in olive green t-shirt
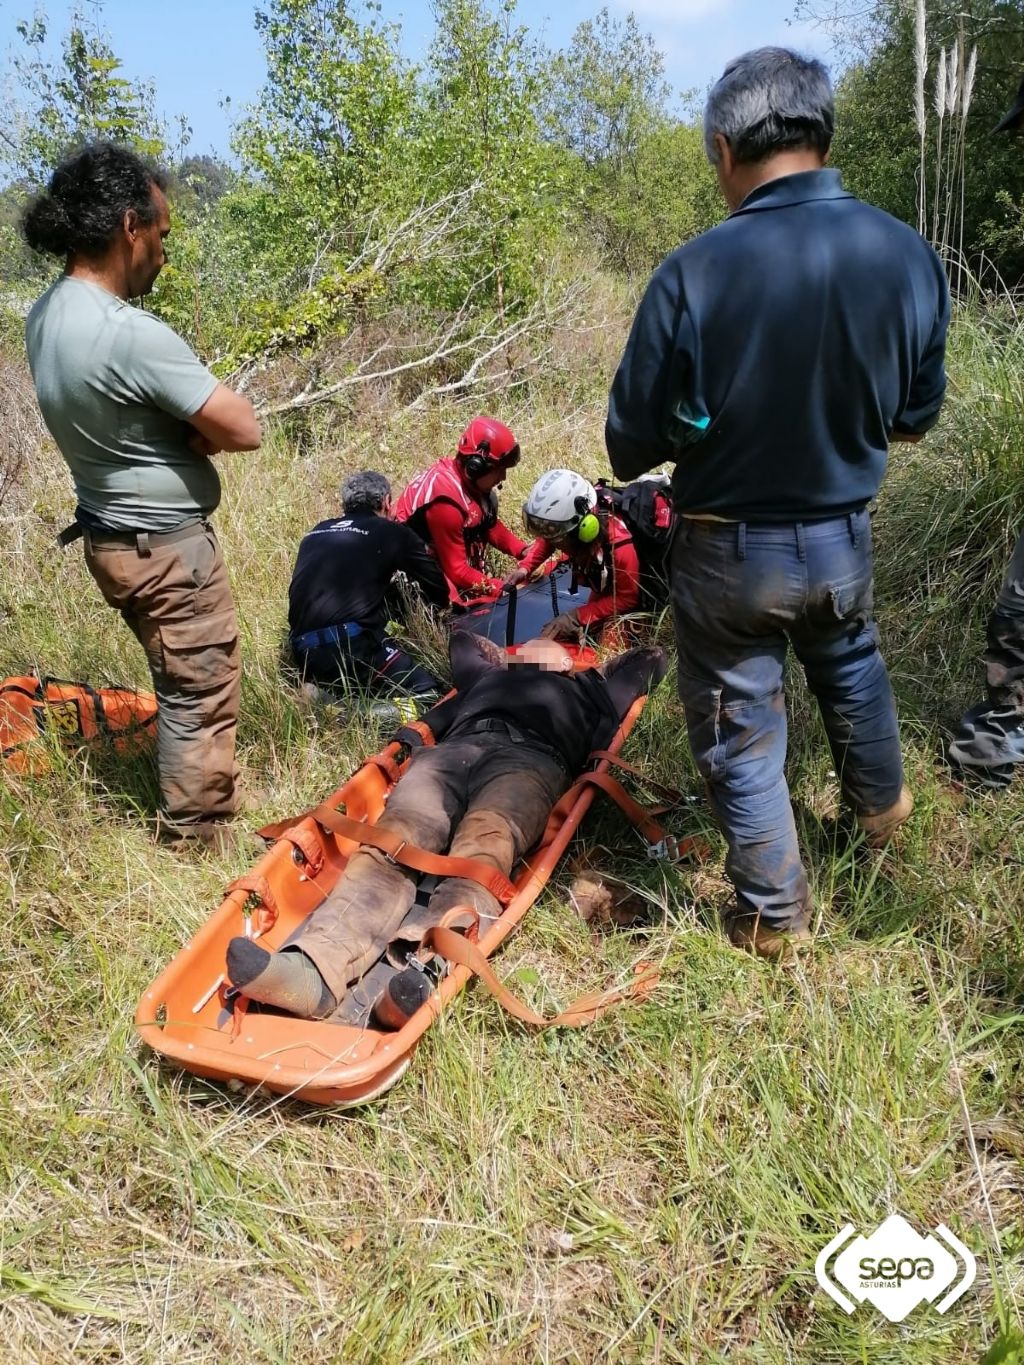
[22,142,263,851]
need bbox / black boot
[372,964,435,1030]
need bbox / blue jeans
[671,509,904,929]
[294,634,440,698]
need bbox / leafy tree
[546,9,721,274]
[0,9,166,186]
[548,8,670,173]
[235,0,415,265]
[412,0,564,312]
[177,155,232,210]
[0,10,170,300]
[594,121,723,273]
[172,0,420,362]
[804,0,1024,280]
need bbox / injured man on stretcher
[227,630,668,1026]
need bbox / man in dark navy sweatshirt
[606,47,950,959]
[288,471,449,707]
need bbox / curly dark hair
[21,141,169,259]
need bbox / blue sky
[0,0,834,158]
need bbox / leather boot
[856,785,913,848]
[725,913,814,962]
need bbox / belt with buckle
[291,621,364,652]
[459,717,569,768]
[59,518,209,556]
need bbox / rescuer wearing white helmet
[508,468,641,642]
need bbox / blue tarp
[455,565,582,646]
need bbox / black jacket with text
[288,511,448,641]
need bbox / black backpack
[594,474,675,610]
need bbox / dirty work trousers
[671,510,905,930]
[983,528,1024,710]
[294,731,569,1004]
[948,529,1024,786]
[83,521,241,830]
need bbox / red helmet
[456,416,521,482]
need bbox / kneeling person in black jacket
[288,471,449,707]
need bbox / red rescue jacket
[395,457,525,601]
[519,514,641,627]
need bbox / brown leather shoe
[725,914,813,962]
[156,817,240,857]
[856,785,914,849]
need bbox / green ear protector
[575,495,600,544]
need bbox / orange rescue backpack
[0,674,158,775]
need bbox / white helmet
[523,469,597,540]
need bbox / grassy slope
[2,305,1024,1362]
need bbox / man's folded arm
[892,269,951,441]
[190,383,263,452]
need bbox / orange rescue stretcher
[136,677,701,1108]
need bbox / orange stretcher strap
[260,804,520,907]
[542,769,708,861]
[587,750,687,807]
[427,924,659,1028]
[543,770,663,846]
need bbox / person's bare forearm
[190,383,263,452]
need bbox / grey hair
[704,47,833,166]
[341,470,391,514]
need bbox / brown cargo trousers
[295,734,569,1005]
[83,521,241,830]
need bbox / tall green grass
[1,304,1024,1360]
